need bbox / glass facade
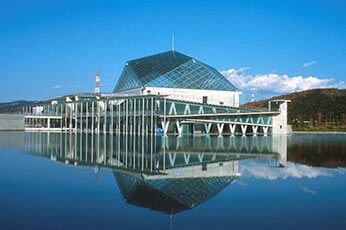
[113,51,238,93]
[114,170,235,214]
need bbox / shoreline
[293,131,346,134]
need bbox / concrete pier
[0,114,25,131]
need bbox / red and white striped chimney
[95,71,100,94]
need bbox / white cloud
[300,61,317,70]
[221,67,345,94]
[53,85,62,89]
[235,180,248,186]
[301,185,316,195]
[240,161,346,180]
[237,66,251,72]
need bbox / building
[113,51,241,107]
[23,50,291,135]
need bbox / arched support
[217,136,224,150]
[206,135,212,149]
[198,106,204,114]
[168,153,176,166]
[229,124,236,136]
[164,135,169,149]
[205,123,212,135]
[184,104,191,115]
[198,154,204,162]
[252,125,258,136]
[263,126,269,136]
[169,102,177,115]
[176,135,181,150]
[184,153,190,164]
[241,125,247,136]
[217,123,224,136]
[161,121,170,135]
[176,121,182,136]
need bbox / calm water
[0,132,345,230]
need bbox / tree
[297,114,304,124]
[316,112,323,124]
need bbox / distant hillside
[243,88,346,123]
[287,136,346,168]
[288,146,346,168]
[0,100,36,113]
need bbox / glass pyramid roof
[113,51,238,93]
[114,170,235,214]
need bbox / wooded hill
[0,100,35,113]
[243,88,346,123]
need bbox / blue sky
[0,0,345,102]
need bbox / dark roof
[128,51,192,81]
[113,50,238,93]
[114,170,235,214]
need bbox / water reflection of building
[0,131,24,148]
[23,132,287,214]
[114,169,237,214]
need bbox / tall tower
[95,71,100,94]
[251,92,255,102]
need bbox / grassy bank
[291,123,346,132]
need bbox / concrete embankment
[0,114,25,131]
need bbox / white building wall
[272,135,287,167]
[112,87,143,96]
[144,160,240,180]
[112,87,241,107]
[143,87,241,107]
[272,100,290,135]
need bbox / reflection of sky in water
[0,132,345,229]
[240,160,346,180]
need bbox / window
[203,96,208,104]
[220,102,224,105]
[202,163,207,171]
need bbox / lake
[0,132,345,229]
